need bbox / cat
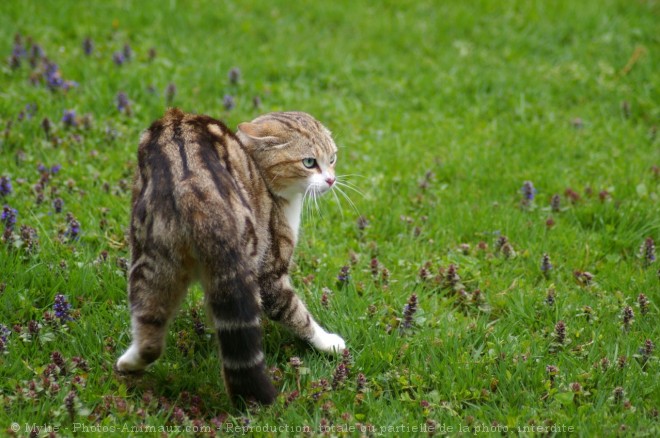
[115,108,346,406]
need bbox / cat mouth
[309,184,333,196]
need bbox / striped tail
[206,269,277,407]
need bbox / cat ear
[237,121,286,149]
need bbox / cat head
[236,112,338,200]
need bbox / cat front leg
[261,274,345,354]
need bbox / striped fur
[116,108,345,407]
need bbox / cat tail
[196,232,277,407]
[209,266,277,407]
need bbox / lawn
[1,0,659,436]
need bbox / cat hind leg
[116,255,189,373]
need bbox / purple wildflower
[53,198,64,213]
[24,103,37,120]
[551,194,561,212]
[54,294,72,322]
[9,54,20,69]
[545,287,556,305]
[341,349,353,372]
[381,267,390,286]
[545,365,559,385]
[495,235,508,252]
[44,60,64,89]
[0,324,9,351]
[41,117,51,138]
[541,253,553,274]
[289,356,302,369]
[370,257,379,277]
[356,373,367,392]
[228,67,241,85]
[2,206,17,230]
[64,390,76,420]
[116,257,129,273]
[223,94,235,110]
[43,60,76,91]
[641,339,654,358]
[19,225,38,253]
[28,43,44,67]
[622,306,634,330]
[419,264,431,281]
[252,96,262,109]
[640,237,656,267]
[0,176,12,197]
[116,92,131,113]
[574,270,594,286]
[71,357,88,373]
[284,390,299,407]
[445,264,461,288]
[617,355,627,369]
[521,181,536,204]
[51,164,62,175]
[401,293,418,331]
[10,36,25,68]
[28,320,40,335]
[122,43,133,61]
[13,34,26,57]
[112,51,125,66]
[565,187,581,204]
[599,357,610,371]
[62,110,78,128]
[638,293,650,315]
[332,363,348,389]
[165,83,177,104]
[554,320,566,345]
[337,265,350,285]
[82,37,94,56]
[0,324,10,343]
[66,213,81,240]
[613,387,625,404]
[51,351,67,374]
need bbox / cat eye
[329,153,337,165]
[302,158,317,168]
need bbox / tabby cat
[115,108,346,405]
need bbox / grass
[1,0,659,436]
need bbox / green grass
[1,0,659,436]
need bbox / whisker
[303,185,319,221]
[335,179,363,192]
[331,187,344,218]
[334,185,360,214]
[335,180,365,197]
[313,187,322,219]
[303,186,313,222]
[335,173,366,179]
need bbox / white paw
[312,332,346,354]
[116,345,146,372]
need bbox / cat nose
[325,177,335,187]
